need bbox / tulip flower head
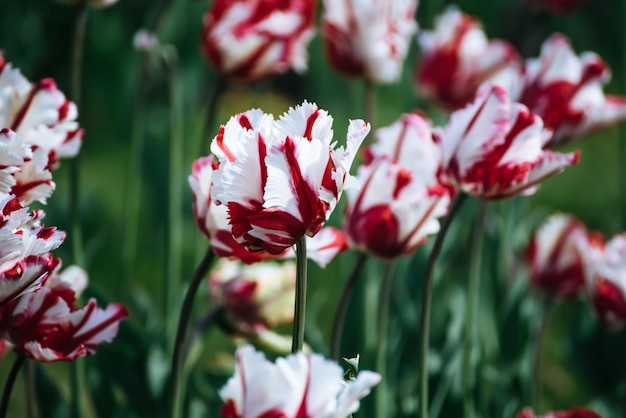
[210,101,369,254]
[585,233,626,328]
[321,0,418,84]
[517,407,602,418]
[526,214,590,298]
[190,156,348,265]
[416,6,522,110]
[220,345,381,418]
[345,113,450,258]
[436,85,579,199]
[201,0,316,82]
[518,33,626,147]
[0,55,83,170]
[524,0,587,14]
[55,0,118,8]
[209,259,296,335]
[0,262,129,361]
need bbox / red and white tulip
[220,345,381,418]
[415,6,521,110]
[437,85,579,199]
[345,158,449,259]
[519,34,626,147]
[523,0,587,14]
[201,0,316,82]
[209,259,296,335]
[210,101,369,254]
[526,214,590,298]
[345,112,450,258]
[321,0,418,83]
[0,56,83,169]
[0,263,128,361]
[585,233,626,328]
[517,407,602,418]
[189,156,348,266]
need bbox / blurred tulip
[210,101,369,254]
[200,0,316,82]
[209,259,296,335]
[585,233,626,327]
[321,0,418,84]
[415,6,521,110]
[526,214,590,298]
[436,85,579,199]
[518,33,626,147]
[55,0,118,9]
[345,112,450,258]
[219,345,381,418]
[524,0,587,14]
[517,407,602,418]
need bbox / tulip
[437,85,579,199]
[0,56,83,169]
[518,33,626,147]
[201,0,316,82]
[517,407,602,418]
[415,6,521,110]
[210,101,369,254]
[219,345,381,418]
[321,0,418,84]
[526,214,590,298]
[0,262,128,361]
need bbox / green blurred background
[0,0,625,416]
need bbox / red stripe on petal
[303,109,319,141]
[216,126,237,162]
[283,137,325,233]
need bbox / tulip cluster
[0,56,127,362]
[415,9,626,147]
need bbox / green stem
[200,76,227,156]
[69,1,86,267]
[69,5,87,418]
[418,193,466,418]
[364,81,377,131]
[164,48,183,339]
[330,253,368,360]
[292,238,308,353]
[0,356,25,418]
[531,297,554,411]
[169,247,215,418]
[26,360,38,418]
[183,305,224,359]
[120,63,149,295]
[375,261,395,418]
[462,201,487,418]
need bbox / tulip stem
[462,201,487,418]
[330,253,368,360]
[364,81,377,130]
[200,75,226,155]
[292,238,308,353]
[531,296,554,411]
[0,355,25,418]
[170,246,215,418]
[418,193,466,418]
[376,261,395,418]
[69,5,87,418]
[183,305,224,359]
[163,47,183,343]
[26,360,38,418]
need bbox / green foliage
[0,0,624,416]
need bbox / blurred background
[0,0,624,416]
